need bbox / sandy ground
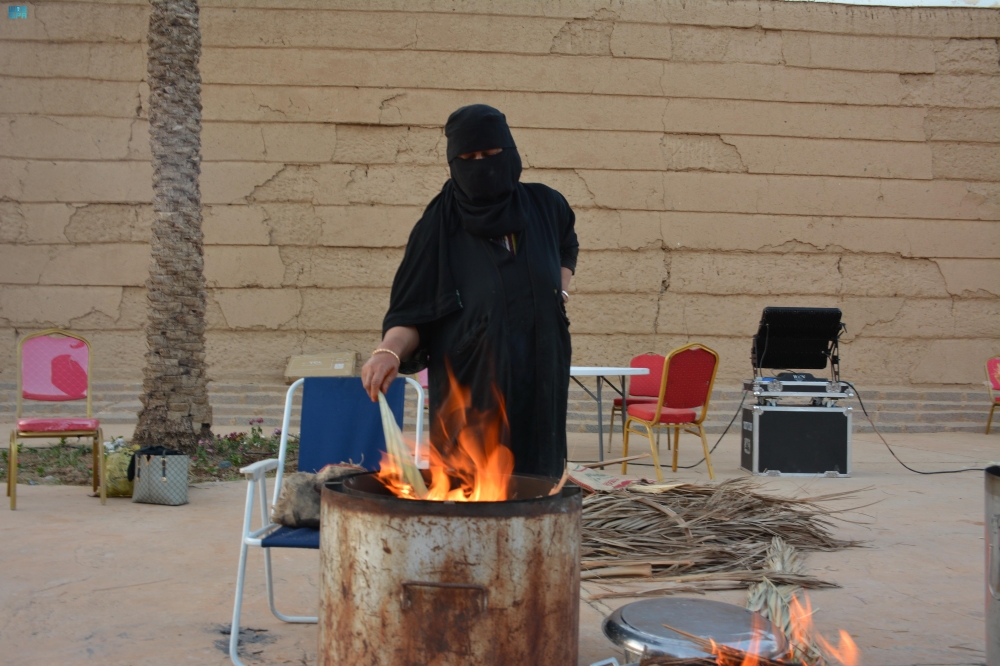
[1,428,996,665]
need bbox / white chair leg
[263,546,318,623]
[230,480,256,666]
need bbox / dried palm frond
[639,623,800,666]
[746,538,825,665]
[580,478,864,594]
[378,391,427,498]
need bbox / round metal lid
[602,598,788,659]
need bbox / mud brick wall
[1,0,999,390]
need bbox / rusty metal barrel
[319,473,581,665]
[987,465,1000,665]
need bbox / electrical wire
[843,381,985,475]
[619,392,748,470]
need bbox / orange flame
[377,366,514,502]
[788,594,860,666]
[699,594,859,666]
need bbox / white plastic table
[569,366,651,462]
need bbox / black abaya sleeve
[382,192,462,374]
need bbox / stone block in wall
[0,244,148,286]
[0,41,144,82]
[925,108,1000,143]
[613,0,999,38]
[781,32,936,73]
[298,288,391,332]
[201,7,417,50]
[609,22,671,60]
[518,128,744,172]
[935,39,1000,75]
[660,212,1000,259]
[571,249,668,294]
[0,245,47,284]
[669,252,843,296]
[574,171,1000,220]
[901,74,1000,109]
[198,48,665,96]
[910,339,1000,384]
[301,331,388,359]
[660,98,926,141]
[671,26,782,64]
[256,203,323,246]
[934,259,1000,297]
[315,205,422,248]
[932,143,1000,182]
[0,78,142,118]
[202,84,385,124]
[203,162,285,205]
[416,13,564,54]
[0,286,123,327]
[564,293,660,334]
[550,17,615,55]
[39,244,149,286]
[279,247,404,288]
[248,164,353,205]
[64,204,153,243]
[205,330,306,382]
[656,293,839,337]
[0,203,72,244]
[203,205,270,245]
[204,246,285,288]
[0,2,146,42]
[344,165,451,206]
[333,125,445,165]
[0,116,136,161]
[839,254,950,297]
[212,289,301,330]
[722,136,932,179]
[0,159,152,203]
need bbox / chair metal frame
[8,329,105,510]
[621,343,720,481]
[229,376,423,666]
[987,357,1000,435]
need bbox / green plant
[191,419,299,481]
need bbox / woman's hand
[361,351,400,402]
[360,326,420,401]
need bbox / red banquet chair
[621,343,720,481]
[987,357,1000,435]
[607,353,663,454]
[8,329,105,510]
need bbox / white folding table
[569,366,650,462]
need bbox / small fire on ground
[378,368,514,502]
[660,593,859,666]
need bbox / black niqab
[446,104,526,238]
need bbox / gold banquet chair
[622,343,720,481]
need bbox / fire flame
[377,366,514,502]
[696,593,859,666]
[787,594,860,666]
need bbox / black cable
[674,391,747,469]
[843,381,985,475]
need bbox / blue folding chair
[229,376,423,666]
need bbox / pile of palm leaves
[581,478,864,598]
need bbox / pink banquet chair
[607,353,663,454]
[987,357,1000,435]
[8,329,105,509]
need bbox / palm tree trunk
[134,0,212,452]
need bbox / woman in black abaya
[360,104,578,479]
